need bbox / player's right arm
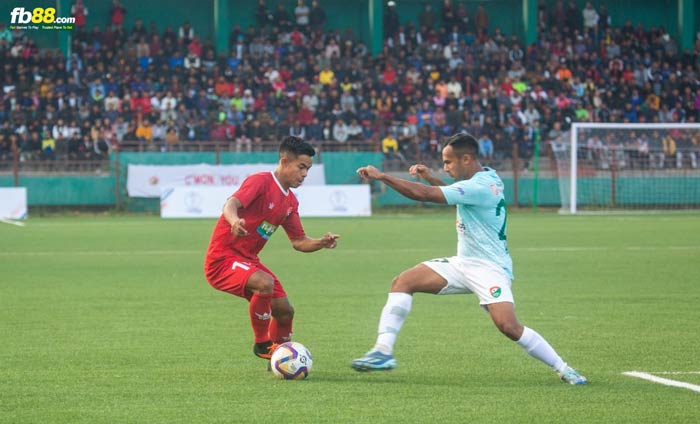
[357,165,446,203]
[222,196,249,236]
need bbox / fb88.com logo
[10,7,75,24]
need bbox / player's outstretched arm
[357,165,446,203]
[290,233,340,252]
[409,164,446,187]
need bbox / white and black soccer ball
[270,342,313,380]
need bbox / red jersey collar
[270,171,289,196]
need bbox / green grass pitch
[1,211,699,423]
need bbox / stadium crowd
[1,0,700,169]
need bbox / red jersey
[205,172,305,265]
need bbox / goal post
[552,123,700,214]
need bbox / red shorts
[205,257,287,300]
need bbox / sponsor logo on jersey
[268,202,274,209]
[257,220,278,240]
[489,286,502,298]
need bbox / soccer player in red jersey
[204,136,340,360]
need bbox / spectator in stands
[194,118,210,141]
[274,4,293,32]
[136,119,153,142]
[295,0,310,31]
[309,1,326,31]
[165,124,179,148]
[93,130,111,159]
[474,6,489,37]
[71,0,89,29]
[662,133,677,168]
[290,120,306,139]
[346,119,363,141]
[418,4,436,30]
[66,132,82,159]
[383,2,399,39]
[332,119,348,144]
[478,133,494,160]
[178,21,195,45]
[582,2,599,34]
[0,23,13,46]
[109,0,126,28]
[255,0,271,29]
[20,131,41,160]
[0,133,10,161]
[152,120,167,143]
[245,119,264,145]
[381,131,405,165]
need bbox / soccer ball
[270,342,313,380]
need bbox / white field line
[623,371,700,393]
[517,246,700,252]
[0,246,698,257]
[653,371,700,375]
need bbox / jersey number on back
[495,199,507,241]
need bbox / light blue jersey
[438,167,513,279]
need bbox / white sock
[517,326,567,375]
[373,292,413,355]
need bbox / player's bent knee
[389,274,412,293]
[247,272,275,294]
[494,319,523,341]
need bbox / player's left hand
[409,164,433,180]
[320,232,340,249]
[357,165,382,181]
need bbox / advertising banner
[0,187,28,219]
[160,185,370,218]
[128,164,326,197]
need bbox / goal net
[551,123,700,213]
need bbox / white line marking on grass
[623,371,700,393]
[517,247,607,252]
[516,246,700,252]
[654,371,700,375]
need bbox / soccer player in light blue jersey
[352,133,586,385]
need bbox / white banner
[294,185,371,217]
[127,164,326,198]
[160,185,370,218]
[0,187,28,219]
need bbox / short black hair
[279,136,315,158]
[443,132,479,158]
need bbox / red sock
[249,293,273,343]
[269,317,293,344]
